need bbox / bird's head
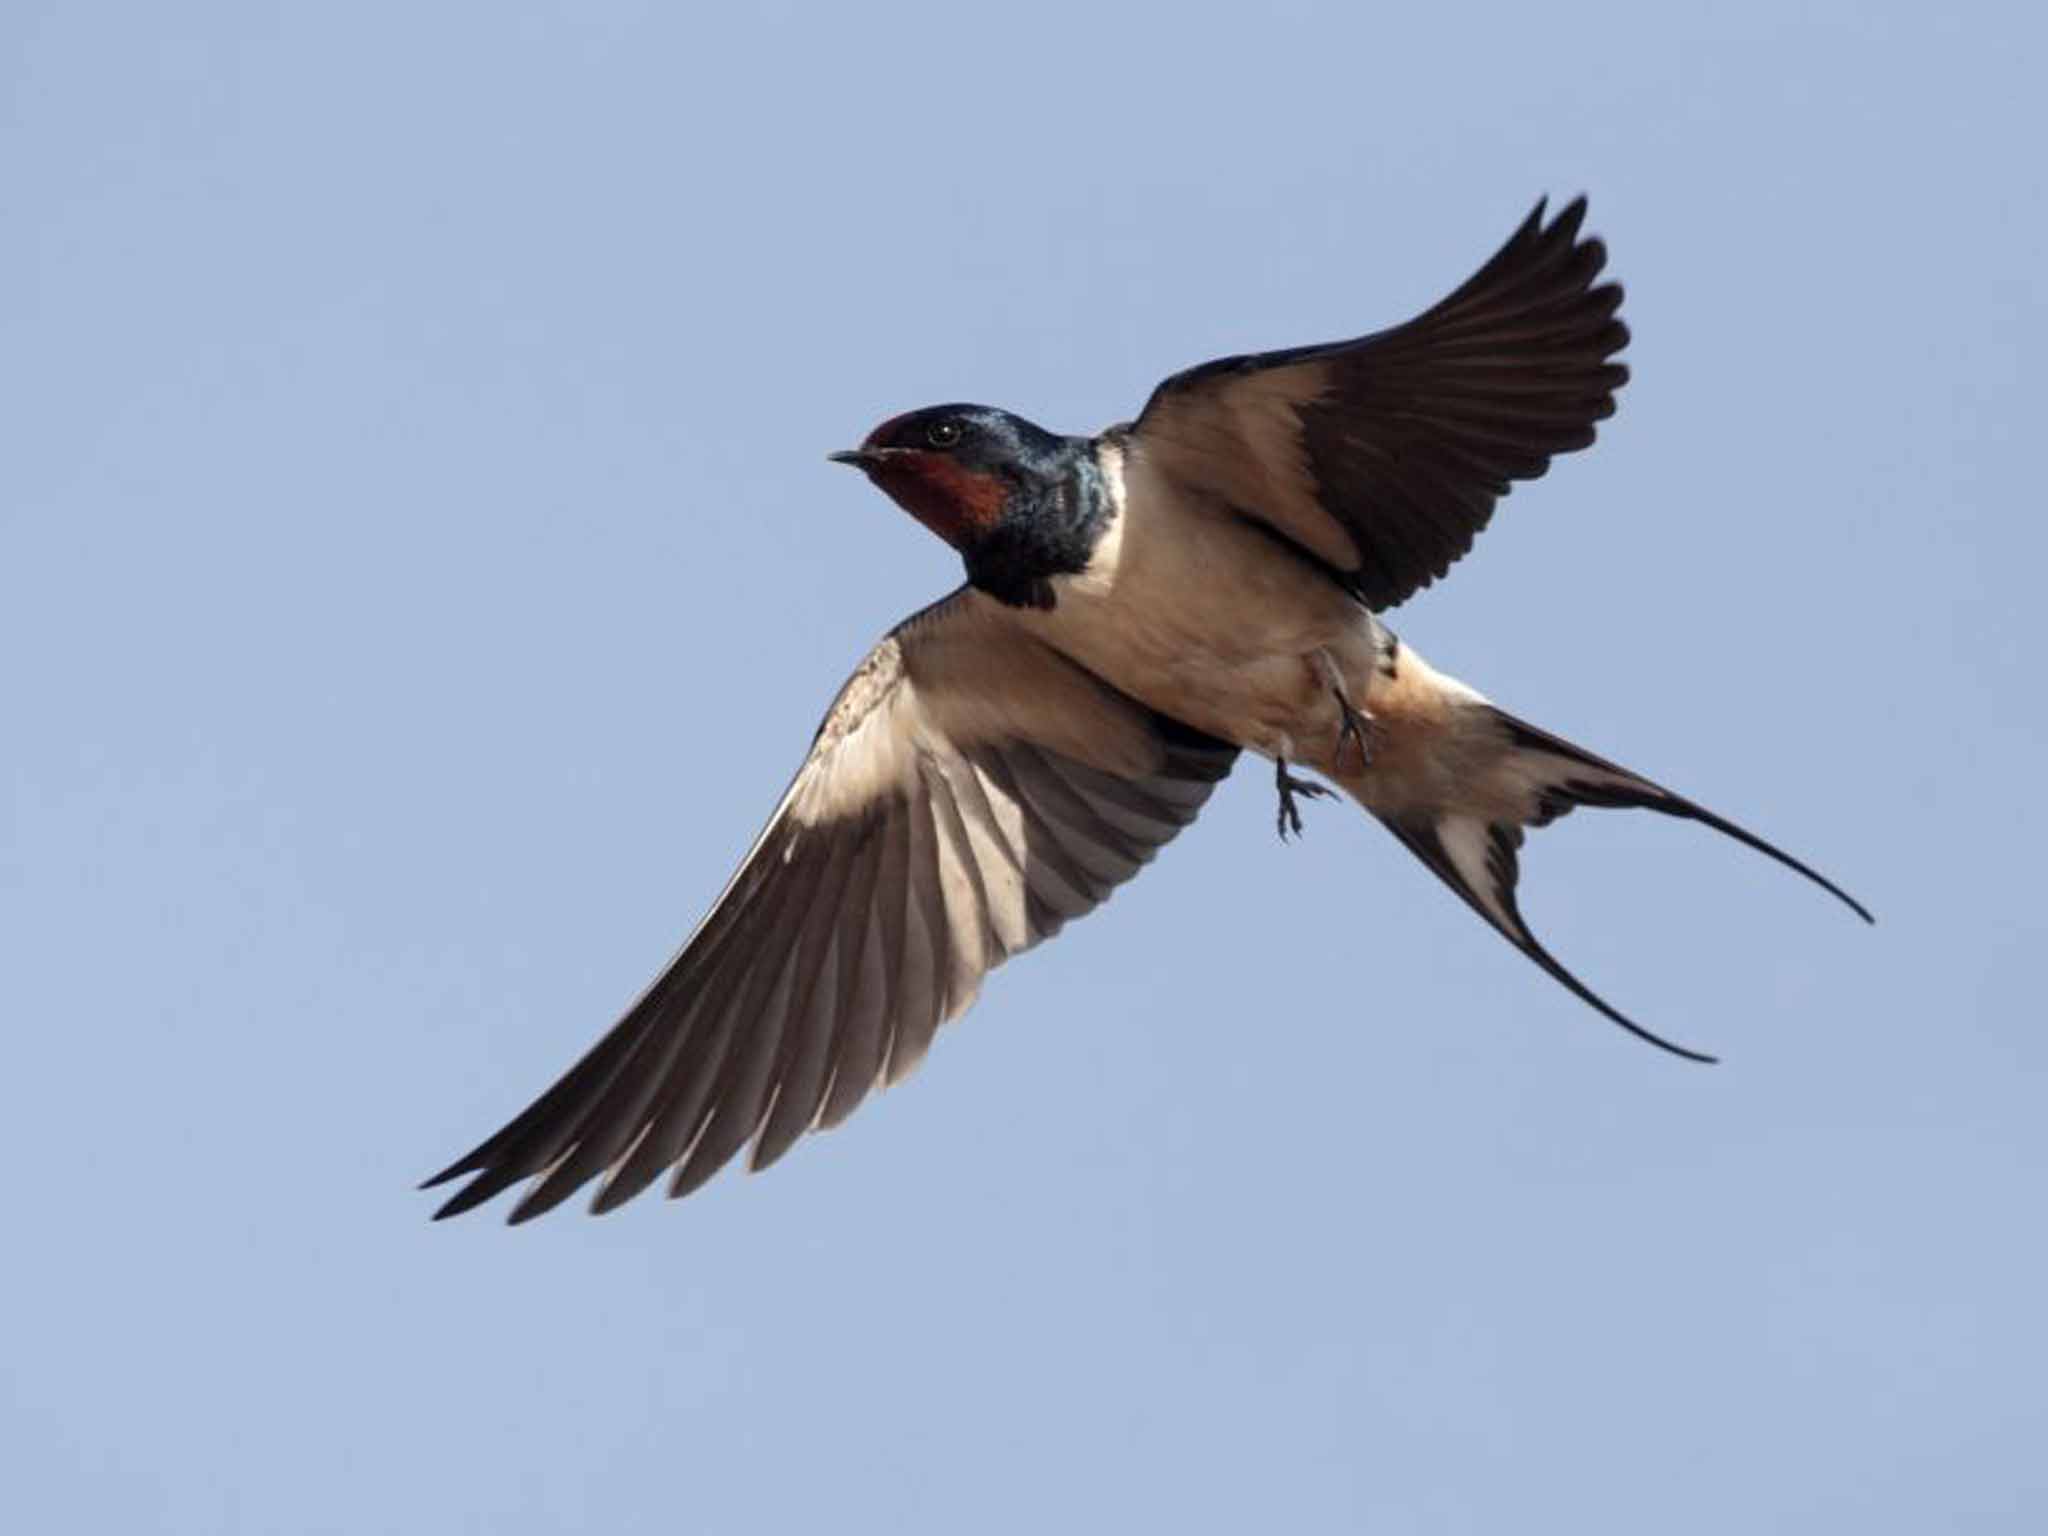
[830,404,1072,554]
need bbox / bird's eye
[925,420,963,449]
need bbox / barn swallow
[425,196,1870,1223]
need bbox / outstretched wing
[423,589,1238,1221]
[1127,196,1628,610]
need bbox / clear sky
[5,3,2042,1531]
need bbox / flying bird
[425,196,1870,1223]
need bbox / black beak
[830,447,914,470]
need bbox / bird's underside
[425,196,1870,1222]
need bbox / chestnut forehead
[861,410,925,450]
[860,415,909,450]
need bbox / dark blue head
[831,404,1108,609]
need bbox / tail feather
[1494,711,1875,924]
[1381,811,1718,1063]
[1376,708,1872,1062]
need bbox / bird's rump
[423,589,1238,1221]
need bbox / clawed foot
[1334,691,1376,774]
[1274,758,1334,841]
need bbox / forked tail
[1377,708,1873,1063]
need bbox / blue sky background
[5,3,2043,1531]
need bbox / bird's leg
[1309,648,1376,774]
[1273,757,1334,842]
[1333,693,1375,773]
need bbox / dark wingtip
[425,1161,538,1222]
[1548,193,1590,244]
[418,1161,469,1192]
[430,1181,490,1221]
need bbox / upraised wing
[1127,196,1628,610]
[423,589,1237,1221]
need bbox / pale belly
[1026,490,1384,774]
